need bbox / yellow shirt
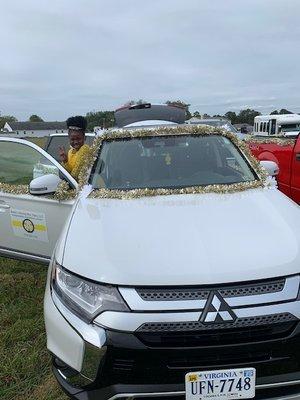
[63,144,90,180]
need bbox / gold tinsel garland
[53,180,77,201]
[0,126,270,200]
[0,183,29,195]
[88,181,265,200]
[244,135,296,146]
[77,125,269,200]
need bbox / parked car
[0,125,300,400]
[248,134,300,203]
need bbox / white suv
[0,123,300,400]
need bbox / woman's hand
[58,146,68,163]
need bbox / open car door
[0,137,78,264]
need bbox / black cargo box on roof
[114,103,186,127]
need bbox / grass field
[0,257,67,400]
[26,137,47,149]
[0,136,68,399]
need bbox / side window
[46,135,94,161]
[270,119,276,135]
[46,137,70,161]
[0,142,59,186]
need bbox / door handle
[296,153,300,161]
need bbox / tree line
[0,103,295,131]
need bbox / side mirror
[259,160,279,177]
[29,174,62,195]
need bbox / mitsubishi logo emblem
[201,291,237,324]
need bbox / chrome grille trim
[227,275,299,307]
[119,276,299,312]
[219,279,285,297]
[119,287,207,311]
[136,279,285,301]
[94,301,300,332]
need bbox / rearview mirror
[259,160,279,177]
[29,174,62,195]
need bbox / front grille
[218,279,285,297]
[98,328,300,388]
[137,288,209,301]
[166,351,274,370]
[136,320,297,348]
[137,313,297,333]
[136,277,285,301]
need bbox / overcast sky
[1,0,300,120]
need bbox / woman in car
[59,115,90,180]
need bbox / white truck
[253,114,300,137]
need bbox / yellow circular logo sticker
[22,219,35,233]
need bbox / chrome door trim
[0,246,50,264]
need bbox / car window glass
[0,141,59,186]
[91,135,257,190]
[46,135,94,161]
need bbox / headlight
[51,262,129,322]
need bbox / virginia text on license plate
[185,368,256,400]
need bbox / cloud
[1,0,300,120]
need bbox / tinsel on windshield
[1,126,271,200]
[77,125,269,200]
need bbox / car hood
[61,188,300,286]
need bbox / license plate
[185,368,256,400]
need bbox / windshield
[90,135,257,190]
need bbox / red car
[248,135,300,203]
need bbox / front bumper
[55,367,300,400]
[53,325,300,400]
[45,274,300,399]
